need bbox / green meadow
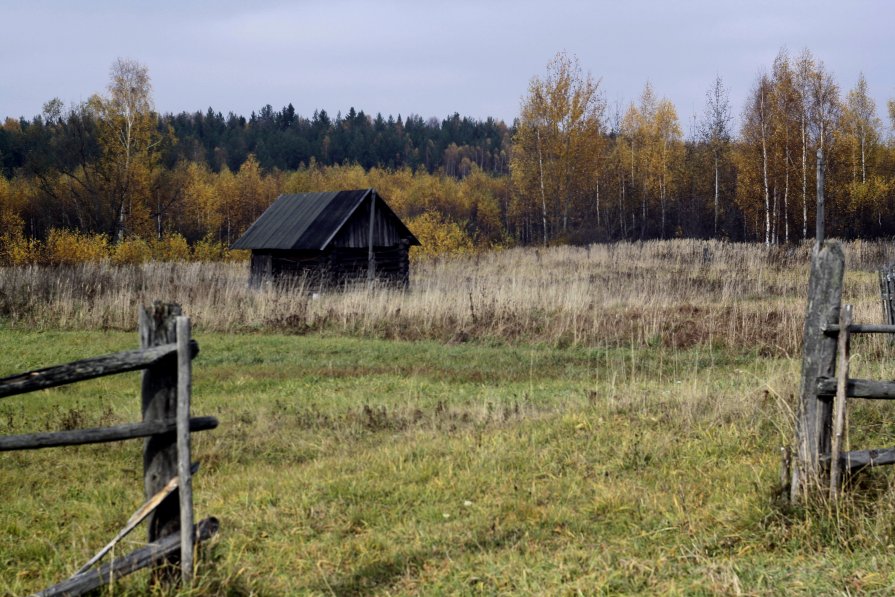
[3,328,895,595]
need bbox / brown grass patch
[0,239,889,354]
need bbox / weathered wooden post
[176,315,195,584]
[791,241,844,500]
[829,304,853,499]
[880,266,895,329]
[140,302,182,579]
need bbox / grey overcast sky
[1,0,893,132]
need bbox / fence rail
[0,340,198,398]
[0,416,218,452]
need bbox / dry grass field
[3,239,895,595]
[2,238,893,352]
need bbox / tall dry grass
[1,238,892,354]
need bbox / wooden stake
[830,304,853,499]
[779,446,791,492]
[176,316,194,585]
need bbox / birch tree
[843,73,880,184]
[90,58,162,241]
[700,76,732,236]
[512,52,605,244]
[841,73,886,230]
[771,51,799,244]
[650,99,683,239]
[738,74,773,243]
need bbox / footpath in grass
[3,329,895,594]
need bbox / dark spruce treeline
[0,105,511,179]
[164,105,513,176]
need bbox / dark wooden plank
[816,377,895,399]
[830,304,853,498]
[34,517,219,597]
[0,416,218,452]
[821,448,895,470]
[823,323,895,335]
[175,316,194,585]
[791,241,844,501]
[0,341,198,399]
[141,302,182,579]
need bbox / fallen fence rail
[34,517,220,597]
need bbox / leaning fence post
[176,316,195,584]
[791,241,844,501]
[140,302,182,579]
[829,304,853,499]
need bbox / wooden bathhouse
[231,189,420,287]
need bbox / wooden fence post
[176,316,195,584]
[791,241,844,501]
[140,302,182,579]
[829,304,853,499]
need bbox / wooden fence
[0,302,219,595]
[789,242,895,500]
[880,264,895,330]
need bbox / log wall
[249,241,410,288]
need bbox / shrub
[406,211,475,259]
[44,229,109,265]
[111,238,152,265]
[151,233,191,261]
[192,234,228,261]
[2,233,41,266]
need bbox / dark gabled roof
[231,189,419,251]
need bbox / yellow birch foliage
[45,229,109,265]
[192,234,230,261]
[150,232,191,261]
[406,211,474,258]
[111,237,152,264]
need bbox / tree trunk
[860,122,866,184]
[784,145,790,244]
[772,186,778,245]
[801,116,808,240]
[762,136,770,246]
[761,88,770,246]
[713,155,719,237]
[536,129,548,246]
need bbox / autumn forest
[1,49,894,264]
